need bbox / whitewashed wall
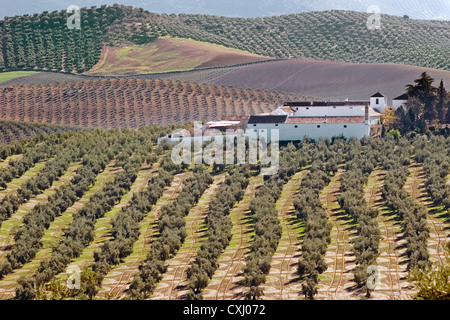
[247,123,370,141]
[392,100,407,110]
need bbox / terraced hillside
[0,79,309,128]
[0,5,448,74]
[0,125,448,300]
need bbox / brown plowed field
[154,59,450,103]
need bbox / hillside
[86,37,269,75]
[0,5,448,75]
[139,59,450,103]
[0,78,312,128]
[3,0,449,20]
[2,58,448,105]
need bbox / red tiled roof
[285,116,366,124]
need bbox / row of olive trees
[0,131,122,281]
[242,141,314,300]
[414,135,450,209]
[0,131,100,230]
[380,137,430,271]
[185,165,251,300]
[129,166,213,299]
[0,132,71,192]
[338,138,381,297]
[28,133,154,293]
[8,129,160,299]
[0,121,87,145]
[294,137,347,299]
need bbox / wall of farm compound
[247,122,370,141]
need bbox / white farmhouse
[392,93,409,110]
[249,94,385,141]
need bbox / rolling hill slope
[0,78,312,128]
[136,59,450,103]
[86,37,269,75]
[0,5,448,74]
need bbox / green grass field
[0,71,39,84]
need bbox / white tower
[370,92,387,113]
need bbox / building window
[275,124,279,126]
[295,125,298,128]
[317,125,321,128]
[253,124,257,127]
[376,98,379,104]
[333,106,336,109]
[306,107,309,110]
[254,129,257,132]
[344,125,347,128]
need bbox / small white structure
[392,93,408,110]
[370,92,388,113]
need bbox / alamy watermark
[66,265,81,289]
[168,121,280,175]
[366,265,379,290]
[67,5,81,30]
[367,5,382,30]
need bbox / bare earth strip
[56,162,162,278]
[150,173,227,300]
[365,169,412,300]
[0,162,82,260]
[0,160,119,300]
[260,171,306,300]
[316,169,359,300]
[405,164,449,266]
[0,161,47,202]
[202,175,264,300]
[97,171,192,300]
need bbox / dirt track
[150,174,226,300]
[0,160,119,300]
[315,169,359,300]
[97,171,191,300]
[202,175,264,300]
[405,164,449,267]
[261,171,306,300]
[366,170,413,300]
